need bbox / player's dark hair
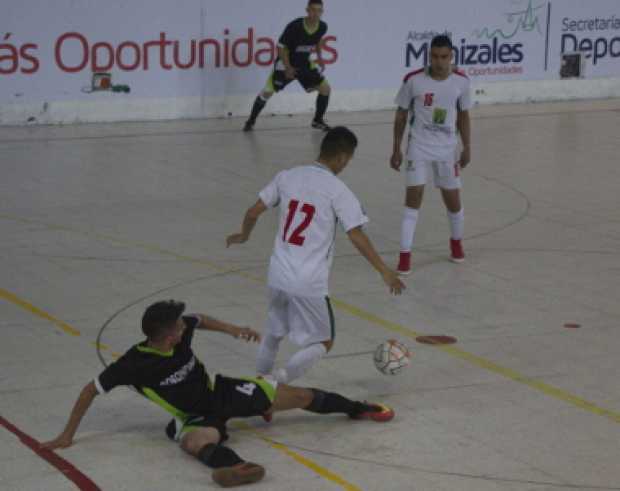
[308,0,323,6]
[141,300,185,339]
[431,35,453,49]
[319,126,358,158]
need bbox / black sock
[198,443,243,469]
[248,96,267,122]
[314,94,329,122]
[304,389,365,415]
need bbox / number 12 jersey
[259,163,368,297]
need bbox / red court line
[0,415,101,491]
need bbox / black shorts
[268,64,325,93]
[210,374,276,418]
[166,375,277,442]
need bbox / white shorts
[405,159,462,189]
[265,287,334,347]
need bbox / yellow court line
[0,287,122,359]
[3,213,620,424]
[234,422,362,491]
[1,285,360,490]
[0,287,81,337]
[333,299,620,424]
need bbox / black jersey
[277,17,327,68]
[95,315,214,419]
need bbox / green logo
[473,0,546,40]
[432,108,447,125]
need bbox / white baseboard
[1,78,619,126]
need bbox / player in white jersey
[390,35,472,274]
[227,127,405,385]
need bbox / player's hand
[457,146,471,169]
[390,151,403,171]
[284,66,297,80]
[226,233,248,248]
[41,433,73,450]
[382,269,406,295]
[234,326,261,343]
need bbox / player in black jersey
[43,300,394,488]
[243,0,332,132]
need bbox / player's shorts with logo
[167,374,277,442]
[266,287,335,347]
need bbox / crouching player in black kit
[244,0,332,132]
[43,300,394,487]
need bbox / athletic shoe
[350,402,395,422]
[212,462,265,487]
[450,239,465,263]
[396,251,412,276]
[311,119,331,131]
[243,119,255,132]
[261,412,273,423]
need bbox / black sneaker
[311,119,331,131]
[243,119,255,132]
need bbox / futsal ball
[373,339,411,375]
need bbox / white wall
[2,0,619,125]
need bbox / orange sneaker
[350,402,395,422]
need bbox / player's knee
[180,427,221,456]
[405,195,422,208]
[297,387,315,408]
[319,82,331,96]
[441,190,461,212]
[405,187,424,208]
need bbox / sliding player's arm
[195,314,260,342]
[41,381,99,450]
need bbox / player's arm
[278,45,296,79]
[390,108,408,171]
[195,315,260,343]
[41,381,99,450]
[278,21,297,79]
[226,198,268,247]
[315,38,327,71]
[347,226,405,295]
[456,109,471,168]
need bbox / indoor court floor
[1,98,619,490]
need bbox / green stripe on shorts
[325,296,335,340]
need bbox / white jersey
[259,163,368,297]
[395,67,472,162]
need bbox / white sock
[256,334,282,375]
[400,207,419,252]
[283,343,328,383]
[448,208,464,240]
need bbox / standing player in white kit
[390,35,473,275]
[227,126,405,384]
